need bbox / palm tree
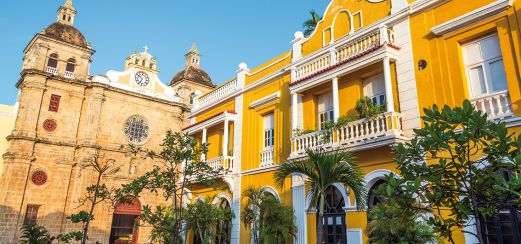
[303,10,322,37]
[241,187,264,244]
[274,148,367,244]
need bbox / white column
[201,128,207,161]
[383,57,395,112]
[223,119,229,158]
[292,173,307,244]
[332,77,340,121]
[291,92,299,132]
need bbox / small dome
[43,22,87,48]
[170,66,215,88]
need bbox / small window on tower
[66,58,76,73]
[23,205,40,225]
[47,53,58,68]
[68,16,71,22]
[62,15,66,20]
[49,95,61,112]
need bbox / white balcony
[64,71,75,79]
[46,66,58,75]
[470,90,513,121]
[194,79,238,112]
[290,112,407,158]
[206,156,234,171]
[260,147,274,168]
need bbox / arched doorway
[318,185,347,244]
[110,197,141,244]
[215,198,232,244]
[367,179,386,220]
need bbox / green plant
[184,199,234,244]
[355,97,385,119]
[387,100,521,243]
[241,187,297,244]
[365,180,437,244]
[19,224,51,244]
[303,10,322,37]
[274,148,366,244]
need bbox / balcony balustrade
[290,112,405,158]
[206,156,234,171]
[259,147,274,168]
[64,71,75,79]
[46,66,58,75]
[470,90,513,121]
[196,79,238,110]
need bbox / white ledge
[432,0,513,36]
[249,92,280,109]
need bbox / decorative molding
[183,110,237,134]
[249,92,280,109]
[432,0,514,36]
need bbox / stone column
[223,119,229,158]
[292,173,307,244]
[332,77,340,121]
[383,57,395,112]
[201,128,207,161]
[291,93,299,132]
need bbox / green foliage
[241,187,297,244]
[68,210,93,223]
[184,199,234,244]
[56,231,83,243]
[19,224,51,244]
[274,148,366,244]
[116,131,229,244]
[365,180,437,244]
[355,96,385,119]
[303,10,322,37]
[387,100,521,243]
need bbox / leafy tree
[303,10,322,37]
[241,187,297,244]
[116,131,229,244]
[274,149,366,244]
[387,100,521,243]
[184,198,234,244]
[355,96,385,119]
[19,224,51,244]
[365,179,437,244]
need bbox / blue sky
[0,1,327,105]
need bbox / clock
[135,71,149,86]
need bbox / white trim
[261,186,281,202]
[432,0,514,36]
[183,111,237,135]
[331,183,351,209]
[505,116,521,127]
[246,52,292,77]
[192,195,206,203]
[213,192,232,206]
[249,92,280,109]
[346,228,364,244]
[364,169,395,188]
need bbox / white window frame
[318,93,334,130]
[263,113,274,149]
[463,33,508,98]
[363,73,386,106]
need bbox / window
[65,58,75,73]
[263,113,274,148]
[463,34,508,98]
[363,73,386,106]
[47,53,58,68]
[124,115,150,144]
[48,94,61,112]
[23,205,40,225]
[318,93,334,129]
[318,186,346,244]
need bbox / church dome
[170,65,215,88]
[43,22,87,48]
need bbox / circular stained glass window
[43,119,57,132]
[31,170,48,186]
[124,115,150,144]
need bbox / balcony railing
[470,90,513,120]
[260,147,274,168]
[291,112,405,157]
[197,79,238,110]
[206,156,234,171]
[46,66,58,75]
[64,71,75,79]
[293,26,396,82]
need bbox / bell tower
[56,0,76,26]
[185,43,201,68]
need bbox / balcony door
[318,186,347,244]
[463,34,508,98]
[318,92,334,130]
[363,73,386,106]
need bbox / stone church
[0,0,215,243]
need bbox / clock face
[135,71,150,86]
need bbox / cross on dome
[143,45,149,54]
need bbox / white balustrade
[470,91,513,120]
[64,71,75,79]
[293,26,396,82]
[197,79,238,109]
[291,112,404,156]
[260,147,274,168]
[205,156,234,171]
[46,66,58,75]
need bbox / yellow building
[183,0,521,243]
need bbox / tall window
[318,92,334,130]
[23,205,40,225]
[263,113,274,148]
[318,186,346,244]
[47,53,58,68]
[463,34,508,98]
[65,58,76,73]
[363,73,386,106]
[48,94,61,112]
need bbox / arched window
[190,92,195,105]
[215,198,232,244]
[62,15,66,20]
[110,197,141,244]
[68,16,71,22]
[47,53,58,68]
[65,58,76,73]
[141,60,146,66]
[318,186,346,244]
[367,179,386,211]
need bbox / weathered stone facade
[0,1,215,243]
